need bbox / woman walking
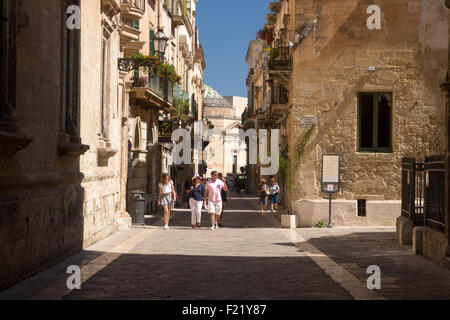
[258,179,269,213]
[158,173,177,229]
[268,177,280,212]
[187,175,205,229]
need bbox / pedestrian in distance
[158,173,177,229]
[204,171,228,231]
[217,173,231,228]
[258,178,269,213]
[268,177,280,212]
[187,175,205,229]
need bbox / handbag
[171,181,177,201]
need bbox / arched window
[134,117,143,151]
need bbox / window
[0,0,17,119]
[149,29,155,55]
[61,0,80,137]
[134,118,142,150]
[100,31,111,140]
[357,199,367,217]
[358,92,392,152]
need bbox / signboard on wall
[158,120,173,143]
[321,154,341,193]
[300,116,317,128]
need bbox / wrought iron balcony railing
[132,75,173,104]
[118,58,158,72]
[174,84,189,101]
[268,46,291,70]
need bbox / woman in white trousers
[187,176,205,229]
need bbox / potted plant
[269,48,279,60]
[257,27,269,41]
[130,52,181,84]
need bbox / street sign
[321,154,341,228]
[321,154,341,191]
[300,116,317,128]
[158,120,173,143]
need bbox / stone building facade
[202,86,248,177]
[125,0,206,213]
[0,0,139,290]
[249,0,448,227]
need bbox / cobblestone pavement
[1,194,450,300]
[298,227,450,300]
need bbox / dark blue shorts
[269,194,279,204]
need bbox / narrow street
[1,194,450,300]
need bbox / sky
[196,0,272,98]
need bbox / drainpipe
[158,0,161,29]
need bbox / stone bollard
[413,226,425,255]
[281,214,298,229]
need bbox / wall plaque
[300,116,317,128]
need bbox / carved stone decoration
[0,131,33,155]
[97,138,118,166]
[57,132,90,157]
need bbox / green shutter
[150,29,155,55]
[133,20,140,30]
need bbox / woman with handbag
[158,173,177,229]
[187,175,205,229]
[269,177,281,212]
[258,178,269,213]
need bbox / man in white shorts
[204,171,227,230]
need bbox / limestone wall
[287,0,448,212]
[0,0,124,289]
[79,0,122,246]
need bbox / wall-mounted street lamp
[117,28,169,72]
[154,28,169,57]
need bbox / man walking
[204,171,228,231]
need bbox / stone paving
[1,194,450,300]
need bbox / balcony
[120,0,145,20]
[131,76,173,111]
[166,0,194,35]
[266,13,277,25]
[173,85,191,121]
[174,84,189,101]
[269,2,281,13]
[268,46,291,71]
[260,86,289,124]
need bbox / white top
[269,183,280,195]
[159,180,174,194]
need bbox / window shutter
[150,29,155,55]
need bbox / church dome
[203,85,223,99]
